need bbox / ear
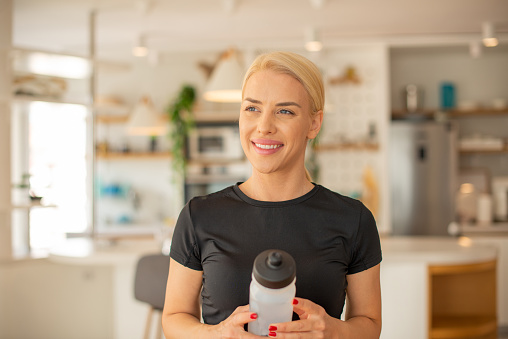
[307,110,323,140]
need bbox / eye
[278,109,295,115]
[244,106,259,112]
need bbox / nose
[257,112,276,135]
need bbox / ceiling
[12,0,508,60]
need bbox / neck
[239,169,314,202]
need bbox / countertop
[48,235,498,266]
[380,235,498,265]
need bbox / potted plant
[166,85,196,177]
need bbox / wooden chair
[134,253,170,339]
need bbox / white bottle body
[248,275,296,336]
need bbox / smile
[254,143,283,150]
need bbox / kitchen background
[1,0,508,338]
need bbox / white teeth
[254,143,283,150]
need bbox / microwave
[188,126,244,160]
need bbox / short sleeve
[347,203,382,275]
[169,201,203,271]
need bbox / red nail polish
[269,325,277,331]
[293,298,299,305]
[250,313,258,320]
[268,331,277,337]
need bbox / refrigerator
[389,120,458,236]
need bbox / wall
[0,0,13,260]
[315,44,391,233]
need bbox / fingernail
[293,298,299,305]
[268,332,277,337]
[250,313,258,320]
[269,325,277,331]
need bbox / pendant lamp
[126,96,167,136]
[203,49,243,103]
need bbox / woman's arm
[342,263,382,338]
[162,258,261,339]
[267,264,381,339]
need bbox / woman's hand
[215,305,264,339]
[267,298,340,338]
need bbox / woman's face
[239,69,322,177]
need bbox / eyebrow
[243,97,302,108]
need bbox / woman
[162,51,382,338]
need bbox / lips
[251,139,284,154]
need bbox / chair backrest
[134,253,170,310]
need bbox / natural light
[26,101,89,251]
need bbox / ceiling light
[203,49,243,103]
[126,96,167,136]
[309,0,327,9]
[304,27,323,52]
[132,35,149,57]
[482,22,498,47]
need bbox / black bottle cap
[253,249,296,289]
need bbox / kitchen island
[0,236,499,339]
[380,236,498,339]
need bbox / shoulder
[187,185,242,215]
[314,185,366,211]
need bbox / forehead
[244,70,309,103]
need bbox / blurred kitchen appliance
[404,84,422,113]
[188,125,243,160]
[390,121,458,235]
[184,160,251,202]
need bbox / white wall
[315,44,391,233]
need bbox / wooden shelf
[194,111,239,123]
[391,108,508,119]
[315,142,379,152]
[95,114,129,124]
[430,315,497,339]
[11,203,57,209]
[96,151,171,160]
[459,146,508,155]
[448,108,508,117]
[13,94,91,106]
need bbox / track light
[482,22,498,47]
[304,27,323,52]
[132,35,149,57]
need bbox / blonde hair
[242,51,324,181]
[242,51,324,115]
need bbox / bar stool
[134,253,170,339]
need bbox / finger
[269,318,315,334]
[230,305,258,326]
[292,298,320,319]
[231,304,250,315]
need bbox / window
[11,49,92,257]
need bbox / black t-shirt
[170,183,382,325]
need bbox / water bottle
[248,249,296,336]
